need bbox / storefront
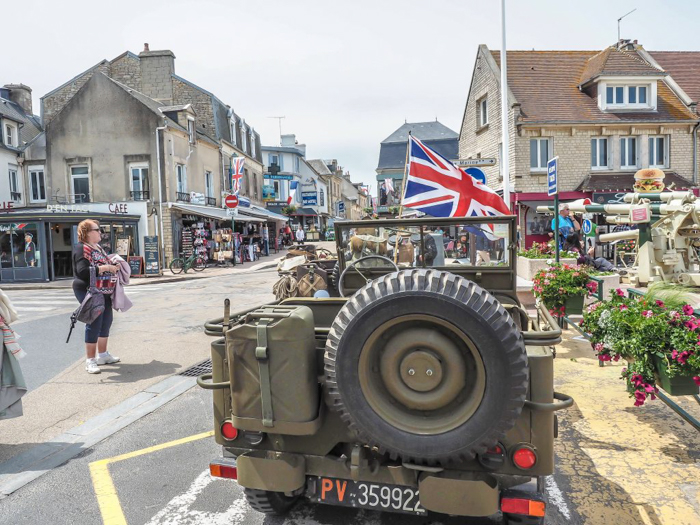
[0,208,141,283]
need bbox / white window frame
[529,138,551,172]
[294,156,300,173]
[230,119,237,146]
[649,135,668,168]
[187,117,196,144]
[70,165,90,203]
[205,170,214,199]
[620,137,638,170]
[479,97,488,127]
[591,137,610,170]
[29,167,46,203]
[8,166,19,199]
[128,162,148,196]
[603,83,652,110]
[240,124,247,153]
[250,130,256,157]
[176,164,187,193]
[5,123,17,147]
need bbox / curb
[0,374,197,497]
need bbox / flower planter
[590,274,621,302]
[652,355,700,396]
[517,256,577,281]
[564,294,585,315]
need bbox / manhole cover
[179,358,212,377]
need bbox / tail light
[501,497,546,517]
[512,446,537,470]
[220,420,238,441]
[478,442,506,470]
[210,461,238,480]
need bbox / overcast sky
[3,0,700,192]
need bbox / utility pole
[267,116,285,146]
[617,8,637,42]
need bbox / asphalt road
[1,385,574,525]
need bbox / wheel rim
[170,260,184,274]
[358,314,486,435]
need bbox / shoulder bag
[66,266,105,343]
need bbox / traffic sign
[547,157,558,196]
[582,219,593,235]
[464,167,487,185]
[453,158,496,167]
[225,194,239,209]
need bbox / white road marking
[14,306,57,311]
[545,474,572,520]
[145,469,249,525]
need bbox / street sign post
[547,157,560,262]
[453,158,496,167]
[225,194,239,209]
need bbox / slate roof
[0,96,43,150]
[490,49,698,123]
[381,121,458,143]
[579,47,664,85]
[650,51,700,103]
[307,159,333,176]
[576,171,694,192]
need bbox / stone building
[460,40,700,248]
[375,121,459,213]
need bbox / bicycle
[170,253,207,274]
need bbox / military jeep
[199,216,572,524]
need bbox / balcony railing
[130,190,150,201]
[176,192,191,203]
[205,196,216,206]
[10,191,21,201]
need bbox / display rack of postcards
[193,223,209,263]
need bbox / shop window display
[0,224,41,268]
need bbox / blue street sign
[266,174,293,180]
[582,219,593,235]
[338,202,345,213]
[464,167,487,184]
[547,157,558,196]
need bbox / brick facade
[172,78,217,135]
[42,61,111,124]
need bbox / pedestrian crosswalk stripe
[14,306,56,311]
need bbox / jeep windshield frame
[334,215,517,298]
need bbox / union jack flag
[402,135,510,220]
[230,157,245,195]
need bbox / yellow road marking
[89,431,215,525]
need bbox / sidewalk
[0,252,285,291]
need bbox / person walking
[72,220,120,374]
[295,224,305,245]
[262,224,270,256]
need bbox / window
[187,118,195,144]
[320,188,325,206]
[8,166,19,201]
[268,154,280,169]
[605,85,649,107]
[250,130,256,157]
[30,168,46,202]
[129,163,149,199]
[176,164,187,193]
[244,169,249,195]
[1,224,41,269]
[479,97,488,127]
[71,165,90,203]
[205,171,213,198]
[240,125,247,153]
[649,136,667,168]
[591,138,609,169]
[529,138,551,171]
[620,137,638,169]
[5,124,15,147]
[230,120,237,146]
[294,156,300,173]
[253,173,258,199]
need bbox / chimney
[3,84,33,115]
[281,134,296,147]
[138,46,176,104]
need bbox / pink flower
[672,349,679,360]
[685,320,698,331]
[619,304,628,311]
[683,304,695,316]
[642,310,653,318]
[544,279,550,285]
[573,272,580,277]
[594,342,604,352]
[598,354,612,362]
[693,376,700,386]
[613,355,620,362]
[655,300,665,308]
[616,288,625,297]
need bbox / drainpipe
[156,119,167,269]
[693,120,699,185]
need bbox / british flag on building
[402,135,510,219]
[230,157,245,195]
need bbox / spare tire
[324,269,528,464]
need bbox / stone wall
[42,61,111,124]
[139,51,175,104]
[110,54,142,91]
[172,78,216,135]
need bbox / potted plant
[282,205,297,216]
[516,241,578,281]
[532,263,592,317]
[580,289,700,405]
[586,269,620,302]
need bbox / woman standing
[72,220,120,374]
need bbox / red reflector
[221,421,238,440]
[501,498,545,517]
[501,498,529,515]
[513,448,537,469]
[487,445,503,454]
[210,463,237,480]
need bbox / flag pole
[394,132,411,264]
[500,0,511,213]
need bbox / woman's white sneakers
[86,353,121,373]
[96,352,121,365]
[85,358,101,374]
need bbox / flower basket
[564,294,585,315]
[652,355,700,396]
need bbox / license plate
[309,476,427,516]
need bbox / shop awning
[169,202,257,222]
[291,207,318,216]
[249,205,288,222]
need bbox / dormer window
[600,80,655,111]
[4,122,17,147]
[230,119,237,146]
[187,118,195,144]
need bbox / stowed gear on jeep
[199,216,573,525]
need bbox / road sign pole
[547,156,559,263]
[554,193,560,263]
